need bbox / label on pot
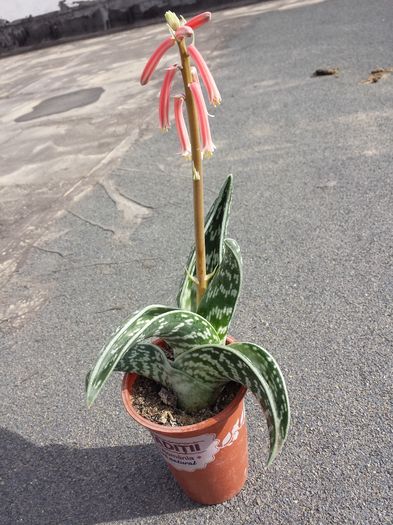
[151,433,219,472]
[150,408,245,472]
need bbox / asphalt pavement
[1,0,392,523]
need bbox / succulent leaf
[115,344,223,413]
[229,342,290,442]
[177,175,233,311]
[197,238,242,341]
[173,343,289,464]
[168,367,222,412]
[114,342,172,389]
[86,305,173,406]
[86,305,220,406]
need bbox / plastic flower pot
[121,338,248,505]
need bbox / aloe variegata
[87,175,290,465]
[86,11,290,466]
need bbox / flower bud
[165,11,181,31]
[175,25,194,40]
[185,12,211,30]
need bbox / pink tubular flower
[187,44,221,106]
[140,36,175,85]
[159,65,178,130]
[174,95,191,158]
[190,66,199,83]
[185,12,212,30]
[188,81,215,157]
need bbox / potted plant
[86,10,290,505]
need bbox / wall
[0,0,209,54]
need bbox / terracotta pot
[121,339,248,505]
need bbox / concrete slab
[0,21,175,288]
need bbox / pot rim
[122,372,247,435]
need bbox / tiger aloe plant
[86,10,290,465]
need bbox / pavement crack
[116,187,155,210]
[66,209,115,235]
[33,257,161,276]
[94,306,124,314]
[98,180,155,211]
[31,245,66,258]
[97,180,120,206]
[18,371,40,385]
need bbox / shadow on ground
[2,427,198,524]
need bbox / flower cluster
[140,11,221,159]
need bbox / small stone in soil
[158,387,177,407]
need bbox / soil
[132,376,240,426]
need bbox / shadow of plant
[2,427,198,524]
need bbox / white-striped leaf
[86,305,173,406]
[173,343,289,465]
[177,175,233,311]
[167,367,221,412]
[114,342,172,389]
[229,342,290,443]
[86,305,220,406]
[115,345,222,412]
[197,238,242,342]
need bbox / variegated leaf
[116,344,221,413]
[114,342,172,389]
[177,175,233,311]
[169,367,221,412]
[86,305,220,406]
[229,342,290,443]
[173,343,288,465]
[86,304,173,406]
[197,238,242,342]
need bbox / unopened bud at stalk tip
[165,11,181,31]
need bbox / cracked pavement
[1,0,392,524]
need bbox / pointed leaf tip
[177,175,234,311]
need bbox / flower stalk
[177,37,207,304]
[141,10,220,305]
